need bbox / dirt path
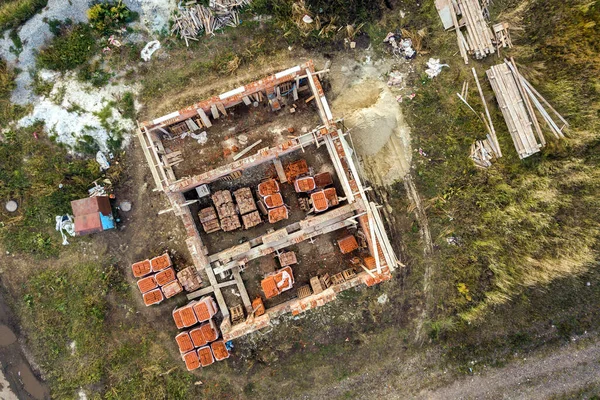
[423,337,600,399]
[299,333,600,399]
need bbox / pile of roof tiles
[257,179,289,224]
[131,253,183,306]
[172,296,229,371]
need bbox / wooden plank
[273,158,287,183]
[233,140,263,161]
[242,96,251,105]
[491,65,533,156]
[506,58,546,146]
[232,267,252,313]
[136,126,164,191]
[521,78,569,130]
[450,1,469,64]
[216,102,227,116]
[144,127,171,185]
[497,65,540,153]
[210,104,219,119]
[472,67,501,157]
[197,108,212,127]
[487,68,527,157]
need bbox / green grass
[16,261,200,399]
[379,0,600,330]
[0,124,103,257]
[0,0,47,32]
[37,22,97,72]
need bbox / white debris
[55,215,75,245]
[120,201,132,212]
[190,131,207,145]
[96,151,110,170]
[5,200,18,212]
[302,15,314,24]
[377,293,388,304]
[425,58,449,79]
[141,40,161,61]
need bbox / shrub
[87,1,136,34]
[37,23,96,72]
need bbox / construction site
[136,60,399,370]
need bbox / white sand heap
[18,72,139,153]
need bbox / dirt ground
[185,144,342,255]
[164,89,321,180]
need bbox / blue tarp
[99,212,115,230]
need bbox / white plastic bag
[141,40,161,62]
[55,215,75,245]
[425,58,449,79]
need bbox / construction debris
[171,0,251,46]
[486,59,568,159]
[493,22,512,49]
[467,67,502,168]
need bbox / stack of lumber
[436,0,497,63]
[172,0,251,45]
[486,59,568,159]
[455,0,495,61]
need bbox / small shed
[71,196,115,236]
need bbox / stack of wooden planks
[486,59,568,159]
[172,0,251,45]
[436,0,497,63]
[455,0,496,61]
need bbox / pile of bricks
[234,187,262,230]
[172,296,229,371]
[131,253,183,306]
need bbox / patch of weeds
[87,0,137,34]
[37,22,96,72]
[0,0,48,32]
[8,29,23,57]
[43,17,71,35]
[66,102,85,114]
[117,91,135,120]
[0,124,102,257]
[49,84,66,104]
[77,60,112,87]
[74,134,101,155]
[30,70,55,97]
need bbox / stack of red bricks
[172,296,229,371]
[131,253,183,306]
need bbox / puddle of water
[0,324,18,346]
[7,362,49,400]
